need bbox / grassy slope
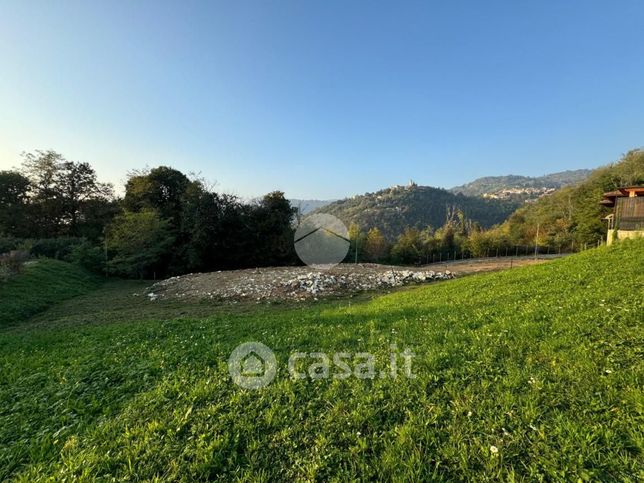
[0,259,101,327]
[0,241,642,481]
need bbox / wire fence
[415,239,606,266]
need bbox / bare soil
[143,255,564,304]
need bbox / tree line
[346,205,523,265]
[0,151,297,278]
[2,149,641,277]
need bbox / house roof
[600,185,644,207]
[602,189,627,198]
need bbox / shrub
[0,237,20,255]
[0,250,29,282]
[28,238,84,260]
[69,241,105,274]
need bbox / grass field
[0,259,101,327]
[0,240,642,481]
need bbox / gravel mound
[144,264,454,303]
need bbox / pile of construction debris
[143,264,454,303]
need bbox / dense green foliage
[1,153,299,278]
[0,259,100,326]
[2,149,641,275]
[497,149,644,248]
[350,151,643,264]
[317,184,519,240]
[450,169,591,197]
[0,151,117,239]
[1,240,642,480]
[105,210,175,278]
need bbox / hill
[495,149,644,247]
[1,240,642,480]
[315,184,519,239]
[0,259,101,327]
[450,169,592,200]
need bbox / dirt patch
[143,255,563,304]
[423,254,564,274]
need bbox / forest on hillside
[347,150,643,264]
[316,184,520,240]
[1,149,642,276]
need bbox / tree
[364,227,388,262]
[0,171,31,236]
[55,161,113,234]
[418,226,437,263]
[347,222,366,263]
[21,150,60,199]
[20,150,64,235]
[123,166,191,225]
[106,210,175,278]
[467,230,495,257]
[249,191,297,266]
[122,167,209,273]
[180,186,248,271]
[390,227,422,264]
[19,150,114,237]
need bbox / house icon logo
[228,342,277,389]
[294,213,350,269]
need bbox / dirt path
[420,254,566,274]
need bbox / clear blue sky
[1,1,643,199]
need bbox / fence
[415,240,605,266]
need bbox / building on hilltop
[601,186,644,245]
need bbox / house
[600,186,644,245]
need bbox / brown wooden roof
[600,186,644,206]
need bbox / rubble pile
[144,264,454,303]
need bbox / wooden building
[600,186,644,244]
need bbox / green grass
[0,259,101,327]
[1,240,643,481]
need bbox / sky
[1,1,643,199]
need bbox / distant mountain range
[308,169,593,239]
[449,169,592,200]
